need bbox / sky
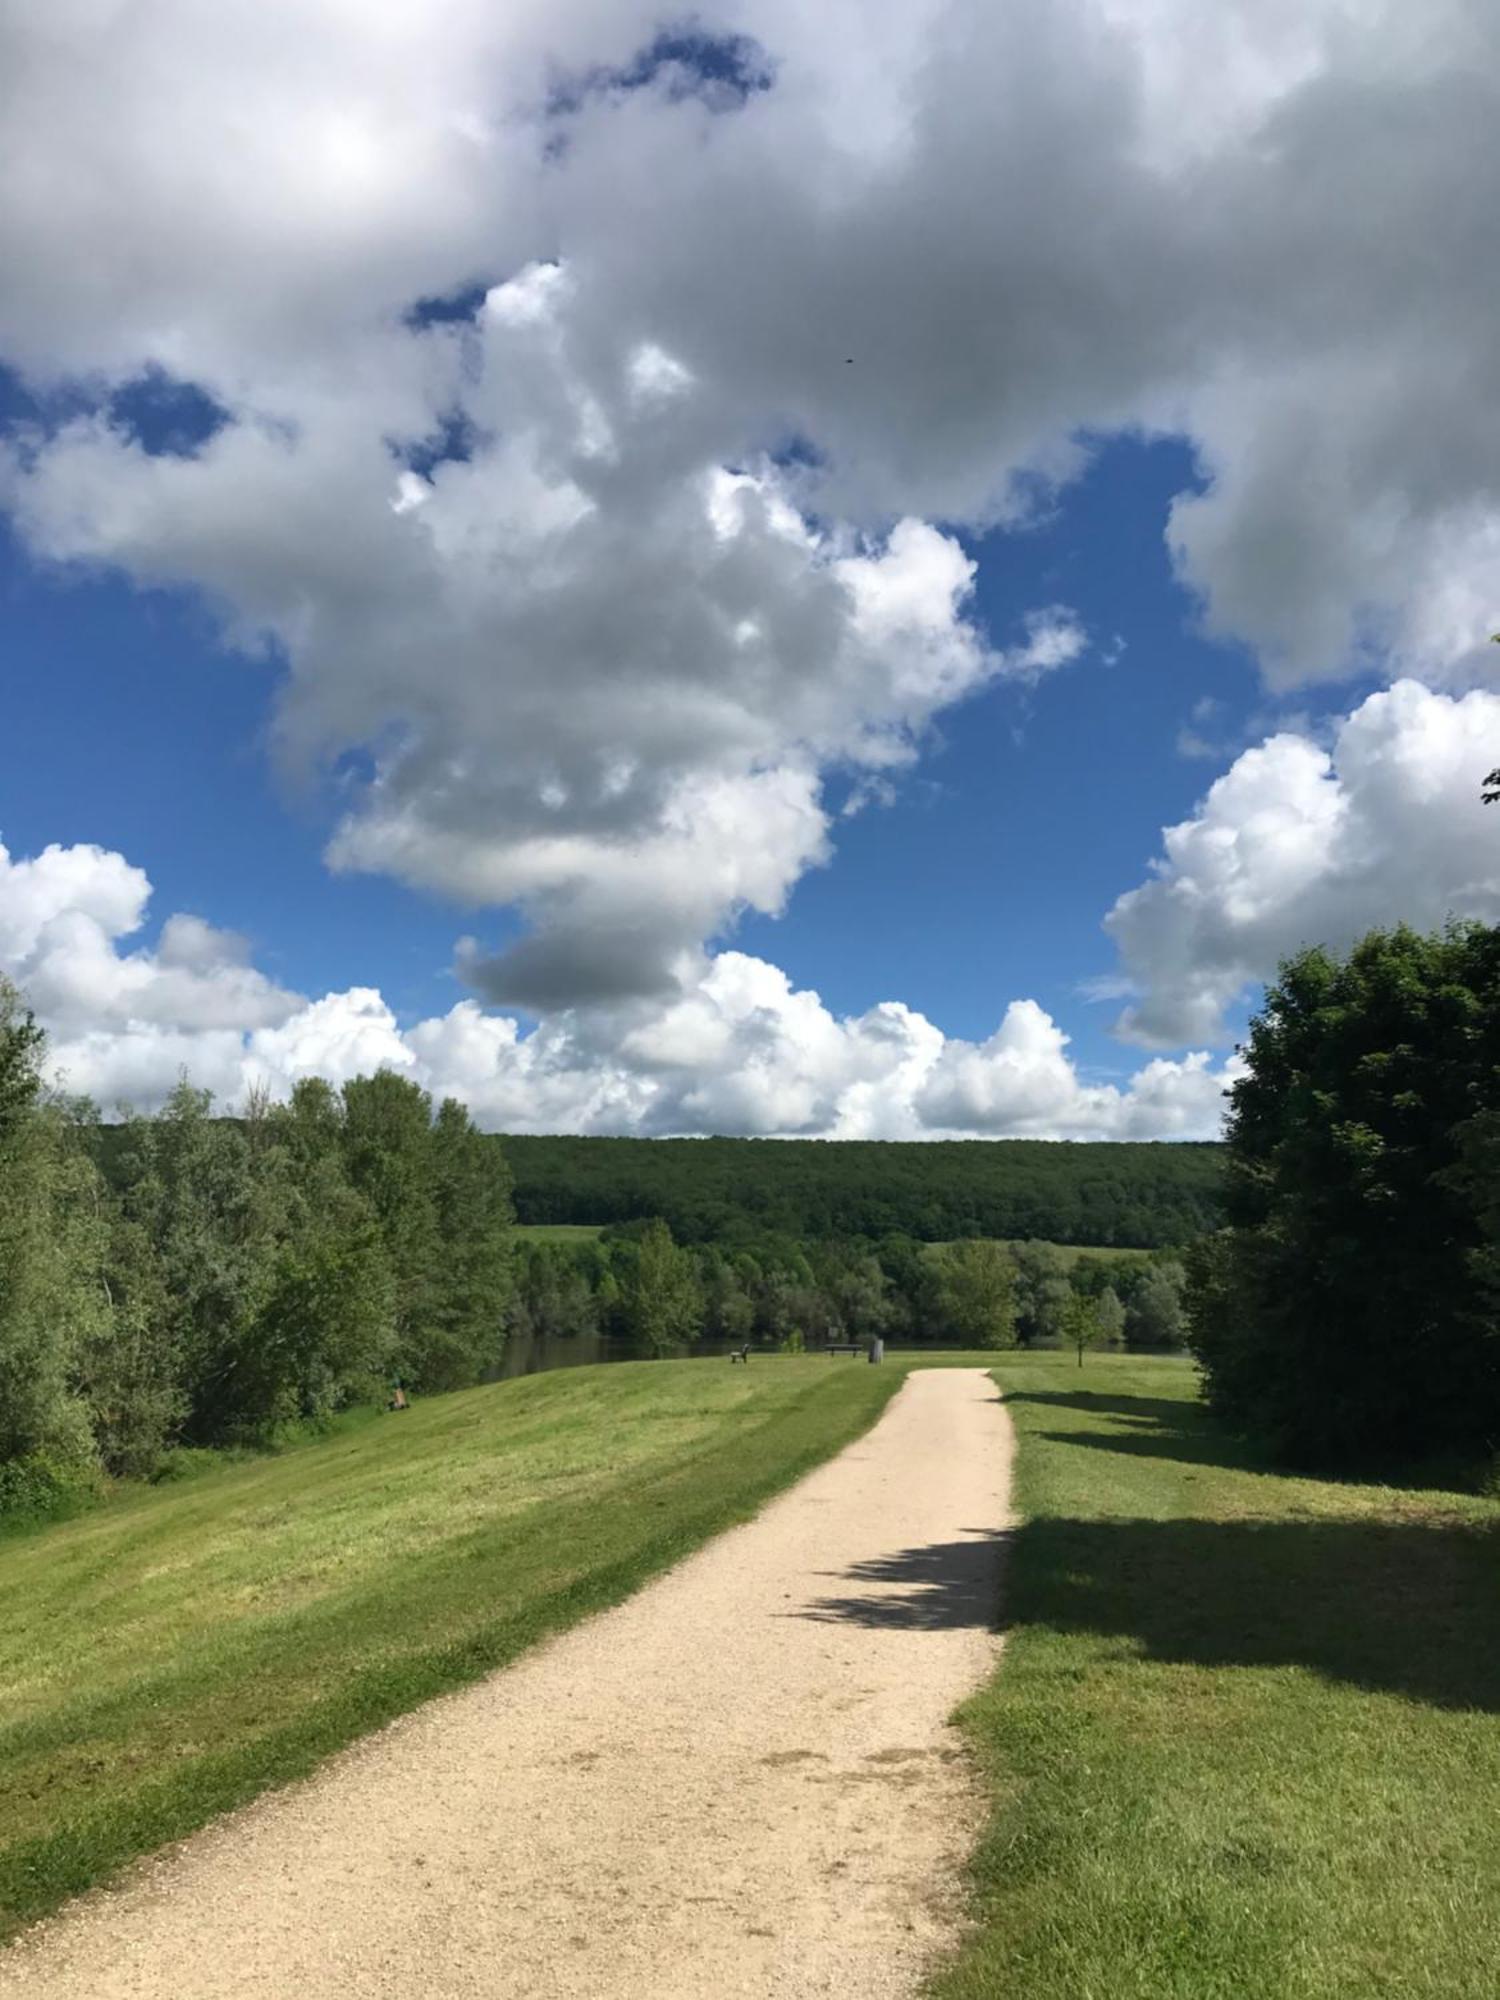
[1,0,1499,1140]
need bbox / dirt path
[3,1369,1013,2000]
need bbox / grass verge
[932,1353,1500,2000]
[511,1222,608,1244]
[0,1355,907,1941]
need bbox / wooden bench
[728,1344,752,1364]
[822,1341,864,1356]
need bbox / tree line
[0,980,513,1518]
[497,1134,1223,1248]
[511,1224,1189,1358]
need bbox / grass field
[11,1349,1496,1988]
[926,1239,1154,1265]
[935,1353,1500,2000]
[0,1356,911,1941]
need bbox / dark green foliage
[498,1134,1222,1247]
[1191,923,1500,1465]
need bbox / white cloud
[0,841,299,1058]
[6,0,1499,1019]
[1106,681,1500,1045]
[0,835,1234,1138]
[5,0,1500,1092]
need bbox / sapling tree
[1063,1291,1105,1369]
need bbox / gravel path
[3,1368,1013,2000]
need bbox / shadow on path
[798,1383,1500,1712]
[797,1532,1008,1632]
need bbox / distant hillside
[497,1135,1224,1248]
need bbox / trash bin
[868,1337,884,1363]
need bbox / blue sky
[1,2,1495,1136]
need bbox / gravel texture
[3,1367,1013,2000]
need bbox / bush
[0,1453,99,1532]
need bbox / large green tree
[625,1219,702,1355]
[929,1239,1018,1348]
[425,1097,514,1386]
[1191,923,1500,1464]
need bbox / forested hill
[497,1136,1224,1248]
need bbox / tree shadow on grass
[798,1513,1500,1711]
[1009,1511,1500,1713]
[1009,1386,1487,1493]
[799,1385,1499,1712]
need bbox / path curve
[3,1369,1013,2000]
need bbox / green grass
[934,1353,1500,2000]
[0,1355,910,1941]
[511,1222,607,1243]
[926,1239,1154,1265]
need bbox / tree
[512,1243,599,1342]
[121,1081,289,1443]
[1094,1285,1126,1350]
[76,1202,180,1477]
[626,1220,702,1355]
[0,985,109,1470]
[1061,1292,1105,1368]
[340,1073,442,1387]
[264,1079,398,1413]
[699,1250,755,1344]
[1126,1261,1187,1350]
[929,1239,1017,1348]
[1012,1241,1073,1347]
[426,1098,514,1386]
[1193,923,1500,1464]
[818,1246,892,1343]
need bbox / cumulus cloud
[1106,681,1500,1045]
[7,0,1500,1102]
[4,0,1499,1020]
[5,264,1007,1000]
[0,840,298,1053]
[0,836,1234,1138]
